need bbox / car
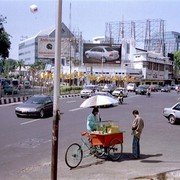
[126,83,137,92]
[85,46,119,62]
[80,85,100,98]
[112,87,128,97]
[163,102,180,124]
[135,85,149,95]
[102,84,117,94]
[161,86,171,92]
[3,83,18,95]
[148,85,159,92]
[24,80,31,89]
[15,95,53,118]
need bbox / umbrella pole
[99,112,101,122]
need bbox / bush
[60,86,83,94]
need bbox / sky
[1,0,180,60]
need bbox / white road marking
[69,107,85,112]
[20,119,42,125]
[66,100,76,103]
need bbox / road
[0,91,180,179]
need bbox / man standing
[131,110,144,159]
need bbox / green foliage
[60,86,83,94]
[0,15,11,60]
[174,51,180,70]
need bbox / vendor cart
[65,131,124,169]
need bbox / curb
[0,94,80,105]
[0,96,29,105]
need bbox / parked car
[3,84,18,95]
[85,46,119,62]
[112,87,128,97]
[15,95,53,118]
[102,84,117,94]
[135,85,149,95]
[163,102,180,124]
[24,80,31,89]
[149,85,158,92]
[126,83,137,92]
[161,86,171,92]
[80,85,100,98]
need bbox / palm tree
[16,60,25,76]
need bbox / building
[18,23,174,86]
[164,31,180,55]
[18,23,76,66]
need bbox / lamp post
[51,0,62,179]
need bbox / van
[126,83,137,92]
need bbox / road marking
[66,100,76,103]
[20,119,42,125]
[69,107,85,112]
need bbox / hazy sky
[1,0,180,60]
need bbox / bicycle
[65,131,123,169]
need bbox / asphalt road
[0,91,180,180]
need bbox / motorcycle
[118,95,123,104]
[146,91,151,97]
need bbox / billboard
[83,43,121,64]
[38,37,55,58]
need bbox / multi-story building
[18,23,75,66]
[18,24,174,85]
[164,31,180,55]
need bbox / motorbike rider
[118,90,124,103]
[146,88,151,97]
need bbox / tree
[174,51,180,70]
[16,59,25,75]
[173,51,180,82]
[0,15,11,60]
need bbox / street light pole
[51,0,62,180]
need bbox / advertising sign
[38,37,55,58]
[83,43,121,64]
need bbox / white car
[126,83,137,92]
[163,102,180,124]
[80,85,100,98]
[85,46,119,62]
[112,87,128,97]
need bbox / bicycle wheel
[108,138,123,161]
[65,143,83,169]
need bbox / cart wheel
[65,143,83,169]
[108,138,123,161]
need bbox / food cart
[65,121,124,169]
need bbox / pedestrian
[87,107,99,132]
[131,110,144,159]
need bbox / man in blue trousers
[131,110,144,159]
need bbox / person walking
[131,110,144,159]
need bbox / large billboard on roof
[83,43,121,64]
[38,37,55,58]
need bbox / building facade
[164,31,180,55]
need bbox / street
[0,91,180,179]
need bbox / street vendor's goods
[97,121,120,134]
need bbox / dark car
[135,85,149,95]
[15,95,53,118]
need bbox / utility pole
[69,2,72,74]
[51,0,62,179]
